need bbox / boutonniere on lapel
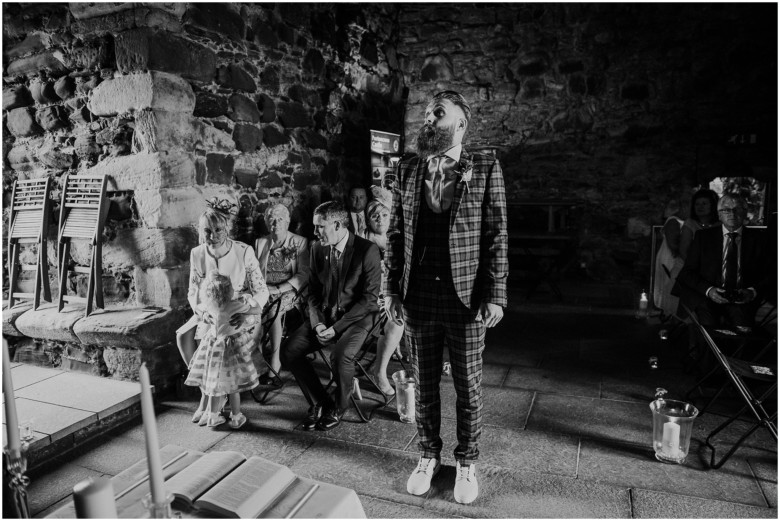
[454,154,474,193]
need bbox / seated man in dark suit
[673,193,770,329]
[281,201,381,431]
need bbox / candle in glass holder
[661,421,680,456]
[139,363,166,505]
[73,477,118,518]
[2,339,21,459]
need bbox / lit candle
[661,421,680,456]
[2,339,21,459]
[139,363,166,505]
[73,477,118,518]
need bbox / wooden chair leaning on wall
[7,177,53,310]
[57,174,110,317]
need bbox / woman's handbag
[175,314,200,366]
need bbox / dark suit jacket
[673,226,770,307]
[383,148,509,309]
[307,232,381,334]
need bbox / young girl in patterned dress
[185,270,261,429]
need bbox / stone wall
[398,3,776,282]
[3,2,405,310]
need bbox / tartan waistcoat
[412,195,452,281]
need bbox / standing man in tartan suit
[384,91,508,504]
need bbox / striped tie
[723,232,738,291]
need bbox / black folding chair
[683,304,778,469]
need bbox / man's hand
[732,288,756,304]
[316,326,336,345]
[385,295,404,326]
[706,288,731,305]
[477,302,503,328]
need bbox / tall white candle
[139,363,166,504]
[661,421,680,456]
[2,339,21,459]
[73,477,118,518]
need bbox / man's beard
[416,123,456,158]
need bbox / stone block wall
[397,3,776,282]
[3,2,405,310]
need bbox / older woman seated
[365,186,404,396]
[254,203,309,385]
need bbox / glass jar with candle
[649,397,699,464]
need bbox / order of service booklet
[165,450,297,518]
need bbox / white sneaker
[406,457,440,495]
[453,462,478,504]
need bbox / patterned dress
[264,245,299,315]
[185,298,260,396]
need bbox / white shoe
[406,457,440,495]
[453,462,478,504]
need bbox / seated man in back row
[281,201,381,431]
[673,193,770,329]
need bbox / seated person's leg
[332,314,376,412]
[280,321,329,408]
[371,321,404,395]
[723,303,757,329]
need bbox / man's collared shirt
[351,211,367,238]
[424,143,462,212]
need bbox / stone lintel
[73,306,187,350]
[133,110,235,154]
[88,71,195,116]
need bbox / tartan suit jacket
[383,148,508,309]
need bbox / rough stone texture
[6,107,43,137]
[232,123,263,152]
[133,266,190,308]
[133,186,237,229]
[3,84,33,110]
[14,303,84,344]
[217,63,257,92]
[88,71,195,116]
[100,227,198,270]
[114,27,216,82]
[228,93,261,123]
[2,302,34,337]
[133,110,235,154]
[5,51,69,77]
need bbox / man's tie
[329,246,340,320]
[723,232,738,291]
[428,155,456,213]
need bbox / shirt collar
[426,143,462,163]
[332,231,349,254]
[722,225,743,236]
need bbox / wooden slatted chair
[7,177,53,309]
[57,174,110,317]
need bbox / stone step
[2,364,142,470]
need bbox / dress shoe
[406,457,440,495]
[301,403,323,431]
[453,462,478,504]
[315,408,344,431]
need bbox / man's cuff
[705,286,716,298]
[483,288,507,308]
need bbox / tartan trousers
[403,276,485,464]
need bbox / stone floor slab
[10,364,62,390]
[209,427,316,466]
[359,495,463,518]
[121,407,231,452]
[578,438,767,506]
[691,411,778,462]
[3,398,95,443]
[504,365,602,398]
[631,487,777,518]
[64,433,148,476]
[315,407,418,451]
[526,393,652,446]
[600,370,698,403]
[27,462,105,516]
[749,458,778,508]
[440,385,535,430]
[436,418,580,477]
[16,371,139,418]
[480,362,511,386]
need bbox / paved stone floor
[12,282,780,518]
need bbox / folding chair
[57,174,110,317]
[250,296,283,404]
[684,304,777,469]
[7,177,53,310]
